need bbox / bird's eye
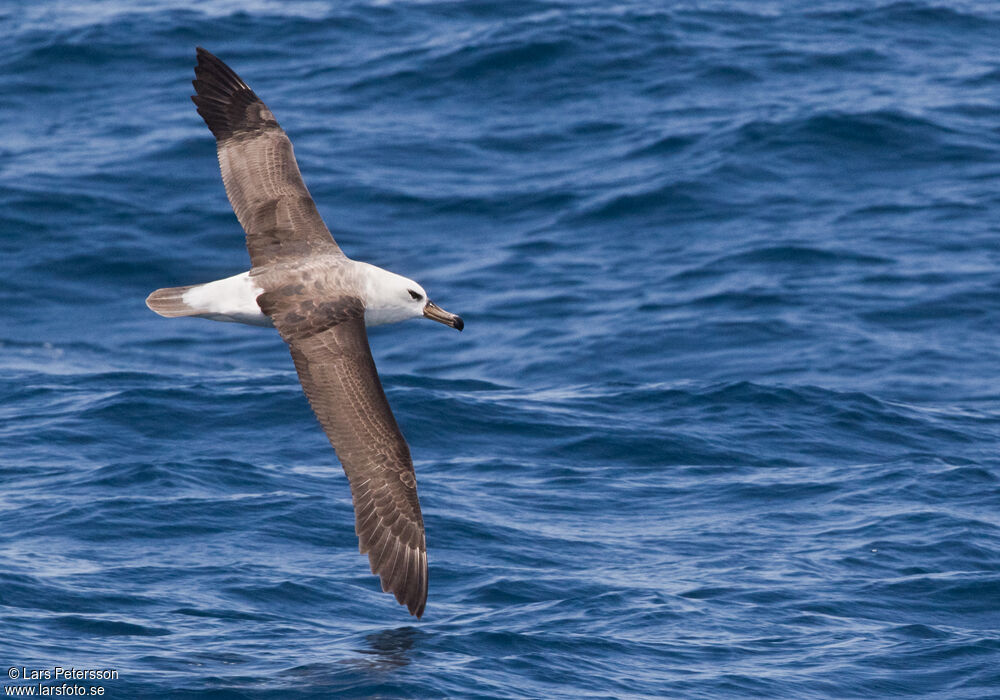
[408,289,423,301]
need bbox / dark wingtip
[407,580,428,619]
[190,47,274,141]
[369,542,428,619]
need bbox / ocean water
[2,0,1000,697]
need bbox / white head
[359,262,464,330]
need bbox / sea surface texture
[2,1,999,698]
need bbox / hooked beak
[423,301,464,331]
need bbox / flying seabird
[146,48,464,618]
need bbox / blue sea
[2,1,1000,697]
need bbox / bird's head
[360,263,464,330]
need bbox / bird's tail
[146,285,199,318]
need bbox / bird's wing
[258,287,428,618]
[191,47,344,267]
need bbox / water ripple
[2,0,1000,697]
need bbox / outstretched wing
[258,289,428,618]
[191,47,344,267]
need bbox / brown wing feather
[191,47,343,267]
[259,289,428,618]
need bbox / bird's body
[146,48,463,618]
[149,260,439,329]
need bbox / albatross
[146,48,463,618]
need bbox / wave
[4,1,1000,697]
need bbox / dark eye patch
[408,289,424,301]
